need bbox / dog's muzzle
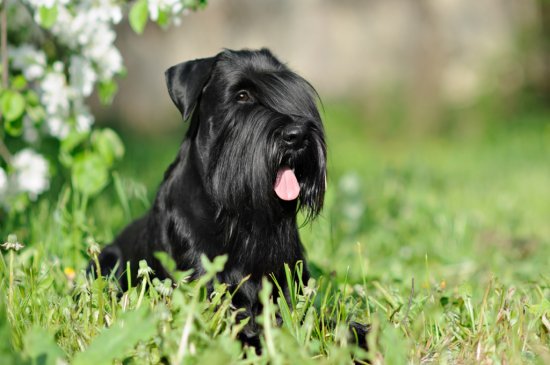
[273,122,313,201]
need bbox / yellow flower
[64,267,76,281]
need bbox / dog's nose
[282,124,306,147]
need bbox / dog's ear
[165,57,216,121]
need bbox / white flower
[53,61,64,73]
[97,46,123,80]
[23,116,39,143]
[76,112,93,133]
[171,0,183,14]
[28,0,70,25]
[45,116,70,139]
[12,149,49,199]
[50,6,78,48]
[72,12,98,46]
[148,0,162,21]
[25,0,69,8]
[148,0,184,21]
[27,0,56,9]
[28,0,124,101]
[9,45,47,80]
[83,26,123,79]
[73,100,95,133]
[70,55,97,97]
[41,67,71,116]
[0,167,7,195]
[95,0,123,24]
[40,64,74,139]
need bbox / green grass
[1,104,550,364]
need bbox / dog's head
[165,49,326,221]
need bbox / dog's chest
[162,208,303,277]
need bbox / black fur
[95,48,367,350]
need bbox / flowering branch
[0,0,208,210]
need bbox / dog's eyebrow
[245,72,319,119]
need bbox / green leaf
[4,116,23,137]
[73,307,157,365]
[379,320,408,364]
[184,0,208,10]
[58,131,88,168]
[0,300,26,365]
[91,128,125,166]
[129,0,148,34]
[258,277,273,307]
[1,90,26,122]
[154,251,177,273]
[194,336,241,364]
[157,9,169,27]
[528,298,550,316]
[98,79,118,105]
[12,75,27,91]
[113,172,131,221]
[61,130,88,153]
[72,153,109,196]
[25,90,40,105]
[25,90,40,106]
[59,150,74,168]
[39,6,58,29]
[23,327,66,365]
[200,254,227,276]
[154,251,194,283]
[26,105,45,123]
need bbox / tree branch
[1,2,7,88]
[0,1,13,164]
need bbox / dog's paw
[349,321,370,351]
[87,244,123,280]
[237,331,262,355]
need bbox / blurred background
[89,0,549,284]
[95,0,549,135]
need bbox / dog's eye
[236,90,252,103]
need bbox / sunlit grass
[1,104,549,364]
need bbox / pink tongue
[274,167,300,201]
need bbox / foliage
[0,105,549,363]
[0,0,208,212]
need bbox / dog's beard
[279,120,326,222]
[208,108,326,222]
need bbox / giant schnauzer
[95,48,367,350]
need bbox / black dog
[96,48,367,349]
